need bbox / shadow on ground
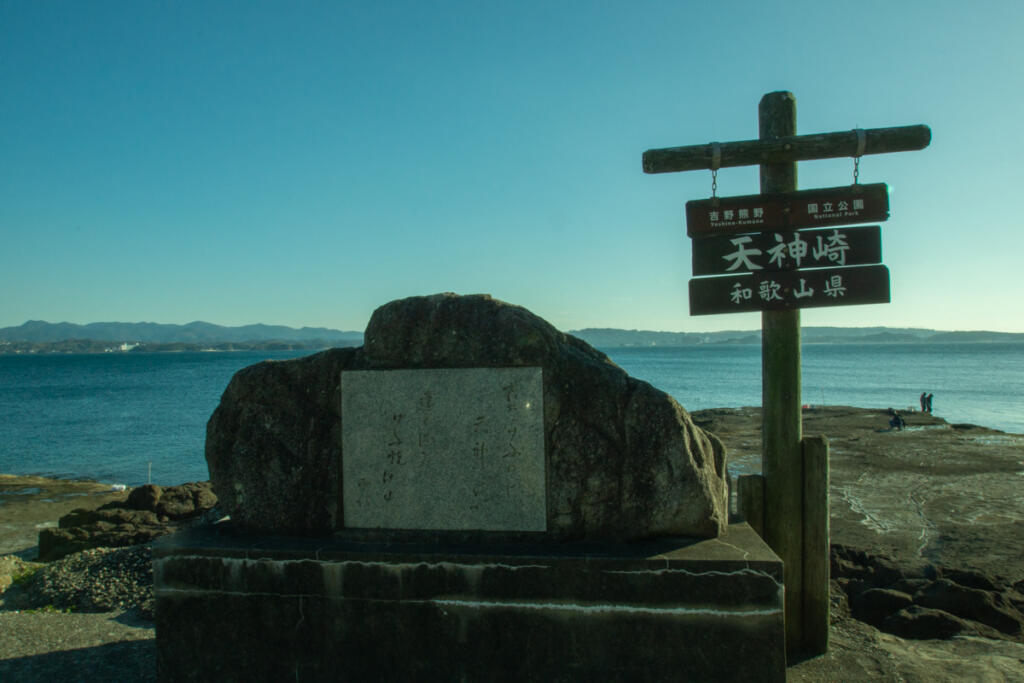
[0,640,155,682]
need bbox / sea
[1,343,1021,487]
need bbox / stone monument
[154,293,784,681]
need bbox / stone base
[154,524,784,682]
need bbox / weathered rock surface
[881,605,977,640]
[206,293,729,540]
[830,543,1024,641]
[37,481,217,561]
[696,405,1024,583]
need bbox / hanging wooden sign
[685,183,889,238]
[692,225,882,276]
[688,264,890,315]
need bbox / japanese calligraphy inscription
[688,264,890,315]
[692,226,882,276]
[341,367,546,532]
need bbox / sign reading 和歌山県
[688,264,890,316]
[685,183,889,238]
[691,225,881,276]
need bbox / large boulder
[206,293,729,540]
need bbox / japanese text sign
[688,264,890,315]
[692,226,882,276]
[685,183,889,238]
[341,368,546,532]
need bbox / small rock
[126,483,163,511]
[914,579,1023,635]
[882,605,970,640]
[851,587,914,627]
[38,522,165,562]
[830,544,904,588]
[941,567,1001,592]
[839,578,870,601]
[154,481,217,520]
[892,578,931,595]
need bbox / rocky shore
[1,405,1023,680]
[695,405,1024,680]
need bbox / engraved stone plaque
[341,367,546,532]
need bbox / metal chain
[853,128,866,185]
[710,141,721,198]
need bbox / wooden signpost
[643,92,930,658]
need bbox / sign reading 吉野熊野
[685,183,889,238]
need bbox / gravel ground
[26,545,154,617]
[0,544,156,681]
[0,610,155,681]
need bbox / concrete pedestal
[154,524,784,682]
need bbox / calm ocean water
[1,343,1021,487]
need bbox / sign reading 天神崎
[692,225,881,276]
[685,183,889,238]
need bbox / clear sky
[2,1,1022,333]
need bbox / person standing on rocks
[926,393,934,413]
[920,392,928,412]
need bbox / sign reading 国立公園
[685,183,889,238]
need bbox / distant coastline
[0,320,363,355]
[571,327,1024,348]
[0,339,351,355]
[1,320,1023,355]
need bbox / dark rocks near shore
[37,482,217,562]
[832,543,1024,641]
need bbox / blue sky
[2,1,1022,333]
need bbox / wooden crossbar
[643,124,931,174]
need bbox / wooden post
[802,435,830,655]
[758,91,804,656]
[736,473,765,538]
[641,92,930,659]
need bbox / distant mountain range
[1,320,1022,352]
[568,327,1024,347]
[0,320,364,345]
